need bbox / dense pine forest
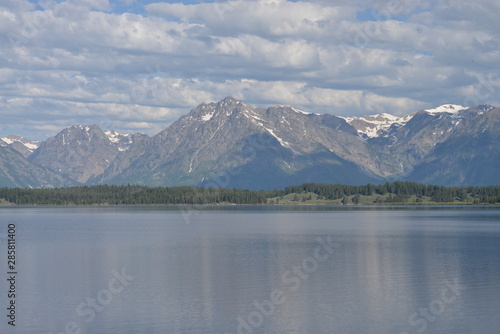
[0,181,499,205]
[0,185,268,205]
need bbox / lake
[1,206,499,334]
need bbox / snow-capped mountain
[1,134,40,158]
[25,125,147,184]
[403,104,499,185]
[339,104,470,139]
[91,97,378,189]
[92,98,499,188]
[0,98,498,188]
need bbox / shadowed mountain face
[403,106,500,186]
[1,98,498,189]
[0,139,74,188]
[0,134,40,158]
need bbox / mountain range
[1,97,498,189]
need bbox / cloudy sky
[1,0,499,140]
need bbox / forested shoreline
[0,181,499,206]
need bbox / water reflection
[1,207,499,334]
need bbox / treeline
[0,185,268,205]
[0,181,499,205]
[269,181,500,204]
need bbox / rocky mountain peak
[56,124,105,142]
[1,134,40,158]
[30,124,119,184]
[0,98,498,188]
[188,96,251,122]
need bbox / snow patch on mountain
[424,104,466,115]
[340,113,413,138]
[240,108,296,151]
[105,130,128,143]
[340,104,470,138]
[1,134,40,152]
[105,130,120,143]
[202,111,215,121]
[264,127,292,149]
[291,107,311,115]
[1,137,13,144]
[104,130,134,151]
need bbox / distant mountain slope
[404,106,500,186]
[364,105,496,180]
[1,98,498,188]
[29,125,120,183]
[1,134,40,158]
[93,97,380,189]
[95,99,499,188]
[29,125,149,184]
[0,140,73,188]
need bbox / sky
[1,0,499,140]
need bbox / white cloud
[67,0,111,11]
[146,0,356,38]
[0,0,499,140]
[0,0,34,11]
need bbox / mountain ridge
[1,97,498,189]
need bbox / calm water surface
[1,206,499,334]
